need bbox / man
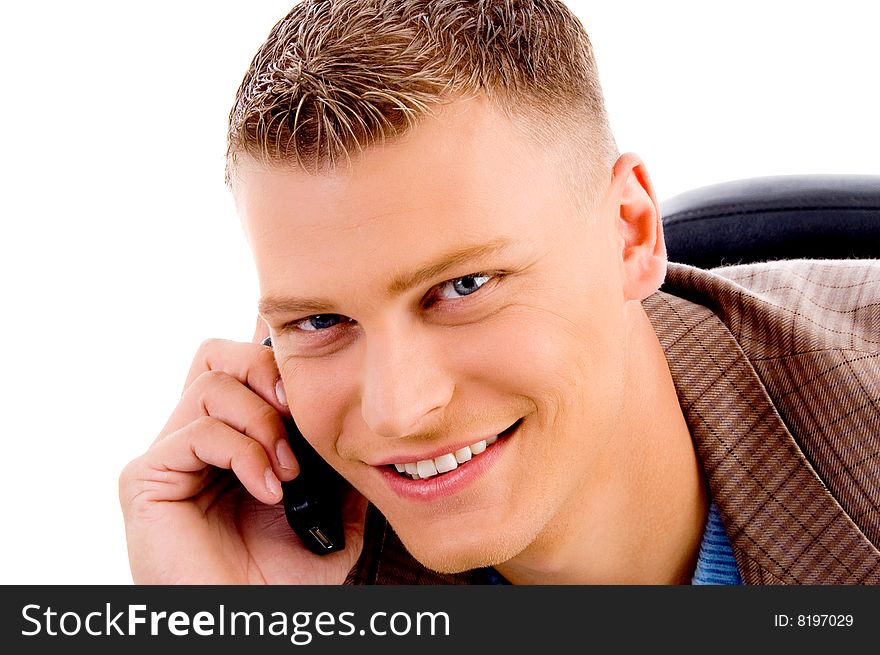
[119,0,880,584]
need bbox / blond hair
[226,0,617,197]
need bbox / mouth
[388,418,523,481]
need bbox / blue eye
[436,274,493,300]
[295,314,345,332]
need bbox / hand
[118,334,367,584]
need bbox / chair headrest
[660,175,880,269]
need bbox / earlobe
[611,153,667,301]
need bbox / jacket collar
[644,283,880,584]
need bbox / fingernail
[264,468,281,497]
[275,379,288,406]
[276,439,298,471]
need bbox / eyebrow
[258,237,513,319]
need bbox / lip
[372,420,522,467]
[376,419,522,501]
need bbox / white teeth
[434,453,458,474]
[393,425,518,480]
[453,447,472,464]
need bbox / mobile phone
[262,336,346,555]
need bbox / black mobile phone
[262,336,346,555]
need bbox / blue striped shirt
[691,501,742,585]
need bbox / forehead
[234,98,579,294]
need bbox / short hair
[226,0,617,200]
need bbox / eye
[293,314,348,332]
[435,274,493,300]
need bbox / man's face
[236,98,633,573]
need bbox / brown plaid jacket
[345,259,880,584]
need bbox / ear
[608,153,667,301]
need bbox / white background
[1,1,877,584]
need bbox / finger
[125,416,285,508]
[252,316,270,344]
[159,369,299,480]
[182,338,289,418]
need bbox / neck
[496,301,708,584]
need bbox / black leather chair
[660,175,880,269]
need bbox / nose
[360,322,454,440]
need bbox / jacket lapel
[644,290,880,584]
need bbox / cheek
[280,356,358,456]
[460,299,628,408]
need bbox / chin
[391,518,530,575]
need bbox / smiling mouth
[389,418,523,481]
